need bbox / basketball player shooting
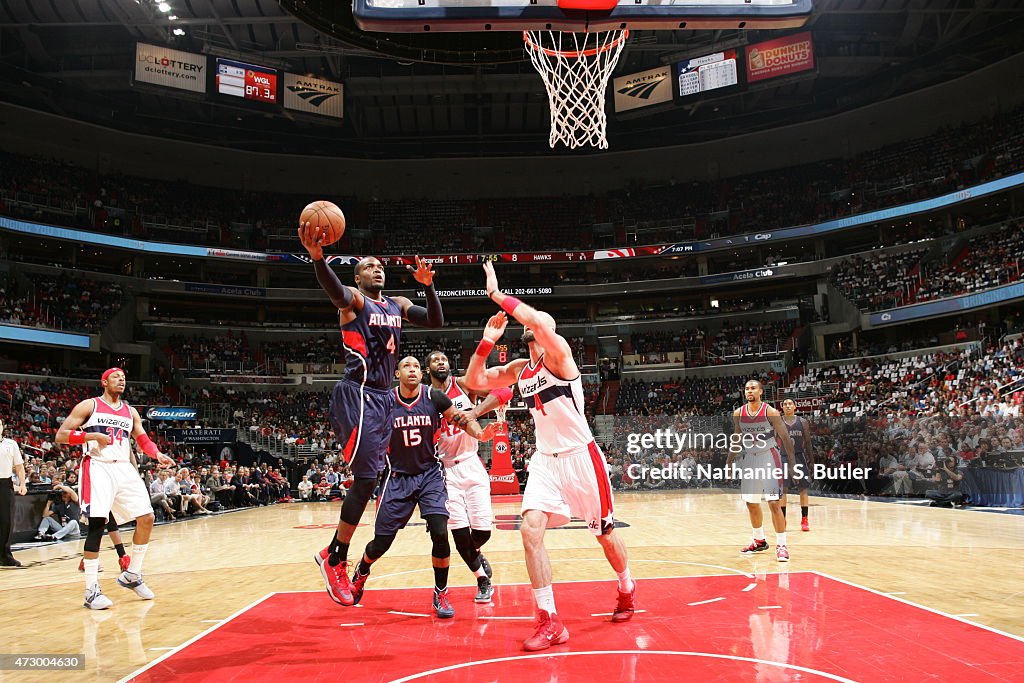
[463,261,635,652]
[55,368,175,610]
[299,222,445,607]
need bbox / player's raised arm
[451,384,514,430]
[464,312,528,391]
[129,406,177,469]
[395,256,444,328]
[299,221,361,311]
[482,262,573,367]
[55,399,110,449]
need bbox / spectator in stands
[298,475,314,501]
[205,466,235,508]
[147,471,177,522]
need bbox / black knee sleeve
[365,533,396,561]
[470,529,491,550]
[84,517,107,553]
[106,516,120,533]
[451,527,480,570]
[339,477,376,526]
[425,515,450,559]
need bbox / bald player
[299,221,444,607]
[728,380,796,562]
[462,262,635,652]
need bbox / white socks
[616,568,634,593]
[84,558,99,589]
[473,566,488,578]
[753,527,766,541]
[777,533,788,546]
[128,544,148,575]
[533,585,556,614]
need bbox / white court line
[742,583,757,592]
[478,615,534,620]
[339,622,365,627]
[812,571,1024,644]
[117,592,276,683]
[688,597,725,606]
[592,610,648,617]
[758,606,782,610]
[386,650,858,683]
[369,559,754,583]
[388,611,431,618]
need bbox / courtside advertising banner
[746,31,815,83]
[613,66,673,113]
[284,73,344,119]
[134,43,206,93]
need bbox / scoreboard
[674,50,739,99]
[215,58,278,104]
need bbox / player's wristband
[475,338,495,358]
[68,430,86,445]
[489,387,514,405]
[500,296,522,315]
[136,432,160,457]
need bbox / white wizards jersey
[435,377,479,466]
[517,356,593,454]
[738,401,780,459]
[81,397,134,463]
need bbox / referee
[0,418,28,567]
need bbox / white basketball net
[494,404,508,423]
[524,29,628,150]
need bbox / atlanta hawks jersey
[341,296,403,390]
[517,356,593,454]
[81,398,134,463]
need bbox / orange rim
[523,29,629,59]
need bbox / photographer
[926,456,965,508]
[34,481,81,542]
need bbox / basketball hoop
[494,404,508,424]
[523,27,629,149]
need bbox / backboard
[353,0,814,33]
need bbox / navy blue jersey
[782,415,806,455]
[340,296,403,390]
[387,386,453,475]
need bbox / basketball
[299,200,346,246]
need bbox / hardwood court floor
[2,492,1022,682]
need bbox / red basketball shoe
[119,555,132,572]
[315,547,353,606]
[523,610,569,652]
[612,583,636,623]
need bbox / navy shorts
[375,466,449,536]
[788,452,812,490]
[329,379,395,480]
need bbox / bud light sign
[146,406,198,421]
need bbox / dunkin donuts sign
[746,32,815,83]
